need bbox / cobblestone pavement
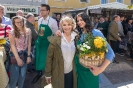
[24,72,41,88]
[24,54,133,88]
[103,54,133,85]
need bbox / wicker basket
[79,54,105,67]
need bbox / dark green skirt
[75,56,99,88]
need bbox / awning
[87,2,128,10]
[64,2,131,13]
[65,7,86,13]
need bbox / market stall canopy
[64,7,86,13]
[87,2,128,10]
[64,2,132,13]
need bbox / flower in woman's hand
[80,47,84,51]
[86,46,91,49]
[85,41,88,44]
[83,43,86,46]
[0,39,6,45]
[106,49,108,52]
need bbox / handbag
[9,50,27,64]
[119,38,127,50]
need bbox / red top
[0,25,12,39]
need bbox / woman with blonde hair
[9,16,31,88]
[41,16,77,88]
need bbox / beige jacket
[41,35,77,88]
[108,21,119,41]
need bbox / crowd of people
[0,2,132,88]
[93,15,133,63]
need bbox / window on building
[80,0,89,3]
[101,0,108,4]
[55,0,66,1]
[27,0,41,2]
[117,0,124,3]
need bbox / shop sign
[5,6,38,14]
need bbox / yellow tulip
[94,38,103,48]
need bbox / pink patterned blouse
[10,28,30,52]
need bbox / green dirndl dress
[35,17,52,70]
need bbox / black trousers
[64,71,73,88]
[116,40,124,53]
[110,40,117,53]
[127,43,133,59]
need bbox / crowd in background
[93,15,133,63]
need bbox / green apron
[74,40,99,88]
[35,17,52,70]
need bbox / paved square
[24,55,133,88]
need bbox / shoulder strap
[74,36,78,52]
[47,17,50,25]
[4,25,7,38]
[41,18,43,24]
[38,19,44,33]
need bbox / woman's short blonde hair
[59,16,76,31]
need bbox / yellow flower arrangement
[0,39,6,45]
[78,33,108,66]
[78,33,107,55]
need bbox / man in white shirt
[32,4,58,84]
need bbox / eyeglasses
[15,21,23,24]
[40,9,48,12]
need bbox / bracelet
[27,55,30,57]
[16,57,20,59]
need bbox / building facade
[48,0,131,16]
[1,0,46,18]
[0,0,132,17]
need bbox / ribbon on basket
[79,54,105,67]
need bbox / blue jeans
[9,64,27,88]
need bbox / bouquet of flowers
[0,39,6,45]
[78,33,108,67]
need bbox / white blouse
[61,32,77,74]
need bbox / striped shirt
[0,25,12,39]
